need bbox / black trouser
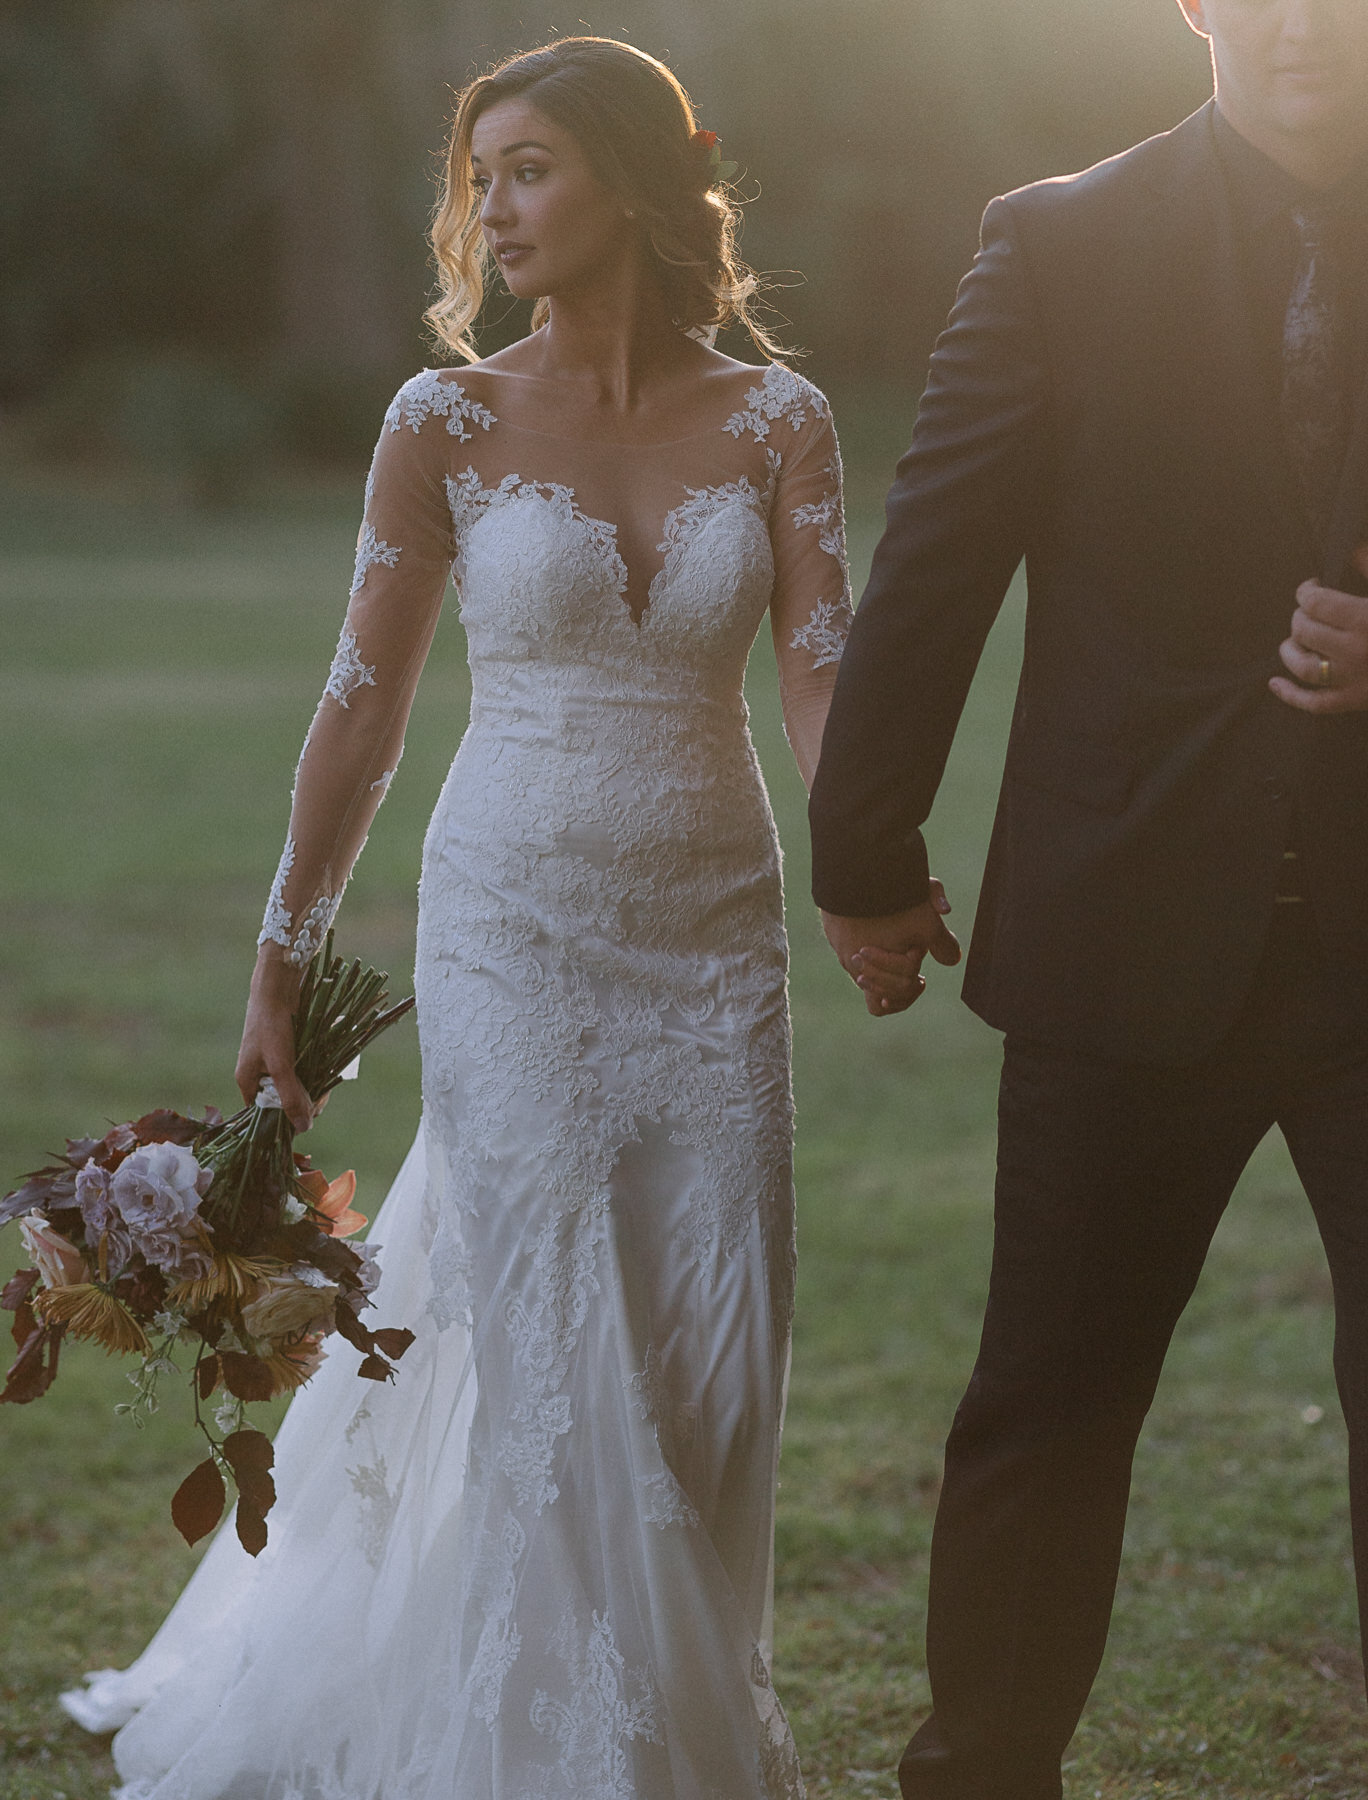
[900,906,1368,1800]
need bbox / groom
[809,2,1368,1796]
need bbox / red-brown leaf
[1,1269,41,1314]
[222,1429,276,1516]
[235,1497,269,1557]
[1,1317,64,1403]
[197,1353,221,1400]
[171,1457,226,1547]
[332,1297,372,1354]
[357,1354,394,1383]
[10,1299,37,1352]
[219,1352,275,1403]
[371,1328,415,1361]
[100,1124,139,1160]
[308,1235,361,1283]
[133,1109,201,1147]
[0,1171,73,1229]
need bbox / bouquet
[0,935,416,1556]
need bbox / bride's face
[471,97,637,303]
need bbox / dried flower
[241,1266,339,1341]
[168,1252,280,1315]
[18,1212,89,1289]
[36,1283,150,1355]
[263,1332,327,1395]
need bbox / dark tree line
[0,0,1211,483]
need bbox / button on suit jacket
[809,102,1368,1064]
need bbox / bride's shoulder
[381,367,499,443]
[715,361,833,445]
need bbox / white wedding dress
[62,360,852,1800]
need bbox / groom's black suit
[809,103,1368,1800]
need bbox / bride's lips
[494,241,533,268]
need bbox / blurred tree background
[1,0,1213,495]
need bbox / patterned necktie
[1282,200,1352,551]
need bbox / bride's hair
[426,36,783,361]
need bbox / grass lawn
[0,449,1363,1800]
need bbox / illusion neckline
[436,364,782,451]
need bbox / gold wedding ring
[1318,656,1333,689]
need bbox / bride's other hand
[235,954,316,1132]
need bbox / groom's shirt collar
[1210,103,1368,232]
[1211,104,1310,236]
[1210,104,1368,399]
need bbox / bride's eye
[514,163,547,184]
[471,172,490,194]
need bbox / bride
[62,35,854,1800]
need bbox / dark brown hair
[426,36,780,360]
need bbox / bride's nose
[480,177,513,230]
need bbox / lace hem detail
[324,628,378,708]
[386,369,497,442]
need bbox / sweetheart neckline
[454,472,771,630]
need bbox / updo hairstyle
[426,36,781,360]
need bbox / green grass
[0,462,1363,1800]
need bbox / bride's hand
[235,954,317,1133]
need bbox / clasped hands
[822,881,961,1018]
[825,552,1368,1019]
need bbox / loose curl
[426,37,784,362]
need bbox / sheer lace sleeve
[257,377,458,965]
[766,382,853,791]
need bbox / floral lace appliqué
[724,364,827,444]
[530,1609,663,1799]
[386,369,497,442]
[789,598,853,670]
[258,834,297,951]
[257,835,344,965]
[325,628,377,708]
[347,1455,398,1569]
[351,523,401,596]
[789,457,853,669]
[445,470,628,600]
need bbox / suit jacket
[808,102,1368,1064]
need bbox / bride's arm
[767,389,854,791]
[236,384,455,1127]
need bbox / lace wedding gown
[62,361,852,1800]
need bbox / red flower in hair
[690,128,737,183]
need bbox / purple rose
[75,1161,133,1274]
[110,1143,209,1236]
[109,1143,214,1279]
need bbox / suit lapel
[1323,361,1368,592]
[1140,105,1309,544]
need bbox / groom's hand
[1270,547,1368,714]
[821,880,962,1017]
